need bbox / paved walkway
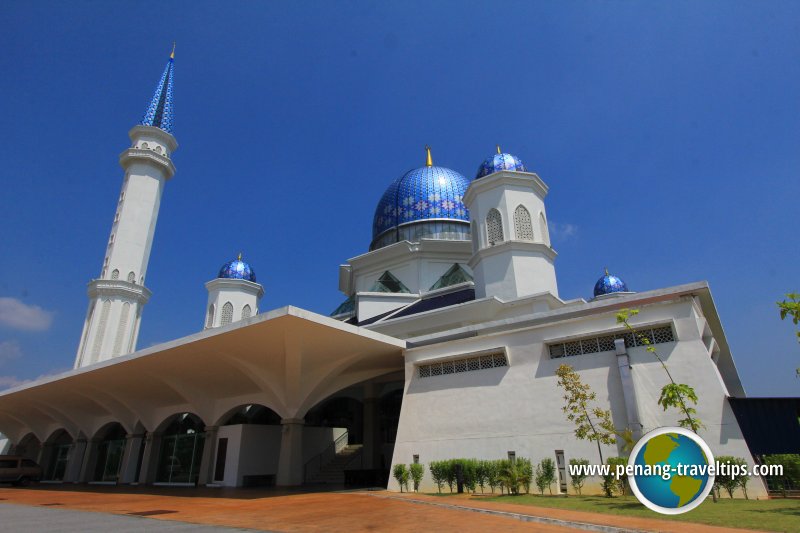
[0,485,771,533]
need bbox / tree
[429,461,446,493]
[555,364,617,463]
[445,459,457,493]
[392,463,409,493]
[616,309,704,433]
[535,463,548,495]
[410,463,424,493]
[764,454,800,497]
[538,458,556,495]
[486,460,501,494]
[517,458,533,494]
[607,457,627,496]
[715,456,748,498]
[500,459,520,495]
[476,460,489,493]
[777,293,800,376]
[569,458,590,495]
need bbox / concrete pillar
[138,432,161,484]
[38,444,54,479]
[119,434,144,484]
[79,438,100,482]
[276,418,305,486]
[615,338,644,440]
[64,438,87,483]
[197,425,219,486]
[362,383,379,470]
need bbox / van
[0,455,42,486]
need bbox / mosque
[0,52,784,495]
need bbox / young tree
[393,463,409,493]
[500,459,520,495]
[429,461,446,493]
[539,458,557,495]
[535,463,548,495]
[445,459,457,493]
[777,293,800,376]
[410,462,424,493]
[517,458,533,494]
[616,309,704,433]
[569,458,590,495]
[486,460,501,494]
[607,457,628,496]
[715,456,748,498]
[555,364,617,463]
[475,460,489,493]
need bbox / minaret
[205,254,264,329]
[464,147,558,300]
[74,48,177,368]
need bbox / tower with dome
[0,50,778,500]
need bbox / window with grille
[111,269,119,280]
[486,209,503,245]
[548,325,675,359]
[127,271,135,283]
[418,352,507,378]
[242,304,252,320]
[513,205,534,241]
[221,302,233,326]
[206,305,215,328]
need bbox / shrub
[462,459,478,493]
[607,457,627,496]
[393,463,409,492]
[500,459,520,495]
[715,456,749,498]
[539,458,556,495]
[517,458,533,494]
[476,460,489,493]
[429,461,446,493]
[445,459,457,492]
[569,458,589,495]
[410,462,424,492]
[765,454,800,497]
[486,460,501,493]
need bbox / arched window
[486,209,504,245]
[127,271,135,283]
[513,205,533,241]
[221,302,233,326]
[111,269,119,280]
[141,142,149,149]
[539,212,549,245]
[206,304,215,328]
[242,304,252,320]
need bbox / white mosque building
[0,52,772,495]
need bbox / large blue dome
[218,255,256,282]
[476,151,526,179]
[593,270,629,297]
[371,164,472,250]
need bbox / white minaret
[464,147,559,301]
[205,254,264,329]
[74,50,177,368]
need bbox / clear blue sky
[0,1,798,396]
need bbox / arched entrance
[13,433,41,462]
[213,404,282,486]
[305,397,363,444]
[92,423,127,482]
[155,413,205,484]
[42,429,73,481]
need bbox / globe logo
[628,426,716,515]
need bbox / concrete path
[0,502,255,532]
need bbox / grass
[427,492,800,532]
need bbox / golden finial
[496,144,502,154]
[170,42,176,59]
[425,145,433,167]
[237,252,243,261]
[604,267,610,276]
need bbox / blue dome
[593,271,629,297]
[371,165,472,250]
[218,256,256,282]
[476,152,526,179]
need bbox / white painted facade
[204,278,263,329]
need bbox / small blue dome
[476,151,526,179]
[218,256,256,282]
[593,271,629,297]
[372,165,472,250]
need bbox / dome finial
[237,252,242,261]
[170,42,176,60]
[496,144,502,154]
[425,145,433,167]
[604,266,609,276]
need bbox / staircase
[306,444,363,484]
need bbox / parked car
[0,455,42,486]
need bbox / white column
[615,339,644,439]
[276,418,305,486]
[119,433,144,484]
[198,425,219,486]
[64,438,87,483]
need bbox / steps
[306,444,363,484]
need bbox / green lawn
[429,493,800,532]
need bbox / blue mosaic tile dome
[141,55,174,134]
[371,165,472,250]
[593,270,629,297]
[218,256,256,282]
[476,151,526,179]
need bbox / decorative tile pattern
[141,58,174,133]
[475,153,526,179]
[418,352,507,379]
[372,166,472,248]
[218,258,256,282]
[593,273,629,296]
[548,325,675,359]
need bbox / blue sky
[0,1,798,396]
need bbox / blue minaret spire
[140,44,175,133]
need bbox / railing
[303,430,349,483]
